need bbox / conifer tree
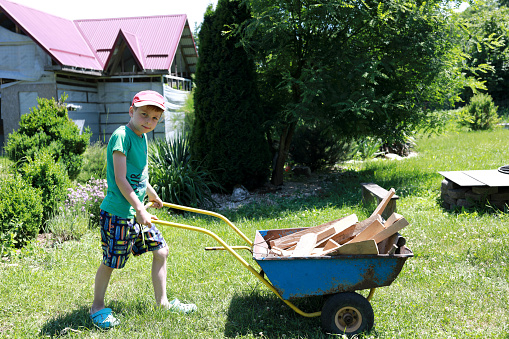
[191,0,270,191]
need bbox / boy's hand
[148,195,163,209]
[136,207,157,227]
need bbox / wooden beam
[291,233,317,257]
[326,240,379,256]
[269,214,357,249]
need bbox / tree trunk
[271,121,297,186]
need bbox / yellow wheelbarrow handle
[146,201,322,318]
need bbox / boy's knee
[154,246,169,260]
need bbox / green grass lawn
[2,127,509,338]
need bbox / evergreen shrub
[5,95,90,179]
[458,93,501,130]
[18,150,71,218]
[191,0,271,191]
[77,141,107,183]
[0,172,43,251]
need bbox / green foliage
[191,0,271,191]
[0,173,43,251]
[5,95,90,180]
[64,178,107,228]
[149,134,222,208]
[45,209,89,242]
[240,0,488,184]
[458,1,509,108]
[18,150,71,218]
[77,141,107,183]
[290,125,352,171]
[181,90,195,134]
[457,93,501,130]
[350,137,384,160]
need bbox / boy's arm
[112,151,154,226]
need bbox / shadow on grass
[39,306,93,337]
[215,167,442,224]
[224,291,332,338]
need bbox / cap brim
[133,101,165,110]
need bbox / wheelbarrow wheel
[321,292,374,336]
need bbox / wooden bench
[361,183,399,220]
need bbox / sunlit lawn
[1,127,509,338]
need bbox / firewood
[372,216,409,243]
[370,188,395,218]
[325,239,379,256]
[291,233,318,257]
[348,215,384,244]
[270,214,357,250]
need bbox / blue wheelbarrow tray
[253,227,413,300]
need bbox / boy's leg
[91,263,114,314]
[152,246,169,306]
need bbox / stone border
[441,178,509,210]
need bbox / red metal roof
[0,0,196,73]
[75,15,188,71]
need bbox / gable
[75,15,195,74]
[0,0,198,76]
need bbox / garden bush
[0,172,43,253]
[458,93,501,130]
[149,133,222,208]
[77,141,107,183]
[290,125,352,171]
[18,150,71,219]
[5,95,90,180]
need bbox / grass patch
[2,127,509,338]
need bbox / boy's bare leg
[91,263,114,314]
[152,246,170,306]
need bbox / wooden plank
[326,240,379,256]
[270,214,357,249]
[384,212,403,228]
[323,239,340,251]
[291,233,317,257]
[370,188,395,218]
[438,171,485,187]
[373,217,410,243]
[361,183,399,220]
[463,170,509,187]
[349,217,385,243]
[361,183,399,200]
[314,214,359,248]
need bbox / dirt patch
[211,173,329,210]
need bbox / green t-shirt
[100,126,148,219]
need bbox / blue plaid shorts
[99,210,167,269]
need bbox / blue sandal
[90,308,120,329]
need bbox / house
[0,0,198,148]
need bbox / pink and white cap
[132,90,165,110]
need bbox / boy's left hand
[148,195,163,209]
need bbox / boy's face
[128,105,163,136]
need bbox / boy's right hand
[135,207,156,227]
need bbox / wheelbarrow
[148,202,413,336]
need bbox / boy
[90,90,197,329]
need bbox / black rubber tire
[320,292,374,336]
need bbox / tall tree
[191,0,271,191]
[458,0,509,108]
[240,0,482,185]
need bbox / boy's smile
[127,105,162,136]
